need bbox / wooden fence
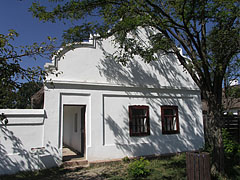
[186,152,211,180]
[223,115,240,143]
[203,114,240,143]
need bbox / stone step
[63,159,89,169]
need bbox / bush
[222,128,240,158]
[222,128,240,175]
[122,156,130,163]
[127,157,150,179]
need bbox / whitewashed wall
[45,34,198,90]
[0,30,205,175]
[0,109,60,175]
[43,32,204,162]
[44,83,204,161]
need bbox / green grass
[146,154,186,180]
[3,153,240,180]
[104,154,187,180]
[0,166,69,180]
[0,154,186,180]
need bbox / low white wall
[0,109,60,175]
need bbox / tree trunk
[205,95,225,174]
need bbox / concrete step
[62,159,89,169]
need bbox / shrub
[127,157,150,179]
[222,128,240,167]
[222,128,240,156]
[122,156,130,163]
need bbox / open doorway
[63,105,86,161]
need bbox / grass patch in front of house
[88,153,187,180]
[147,154,186,180]
[0,166,69,180]
[0,154,187,180]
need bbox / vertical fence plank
[186,153,190,180]
[187,153,191,180]
[189,153,194,180]
[199,154,204,180]
[195,154,199,180]
[204,153,211,180]
[186,152,211,180]
[238,116,240,143]
[191,153,195,180]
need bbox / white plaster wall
[102,92,203,157]
[43,83,204,162]
[45,37,198,90]
[90,89,203,160]
[0,29,205,176]
[0,109,59,175]
[42,88,90,162]
[42,30,204,163]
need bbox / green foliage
[226,85,240,99]
[1,154,188,180]
[0,30,55,108]
[127,157,150,179]
[0,81,43,109]
[29,0,240,100]
[149,154,186,180]
[122,156,130,163]
[222,128,240,178]
[222,128,240,158]
[16,81,43,109]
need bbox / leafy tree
[15,81,43,109]
[223,84,240,114]
[30,0,240,173]
[0,30,55,108]
[0,81,43,109]
[223,60,240,113]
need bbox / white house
[0,32,204,175]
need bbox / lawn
[1,153,239,180]
[0,154,186,180]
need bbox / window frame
[161,105,180,134]
[129,105,150,137]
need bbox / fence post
[186,152,211,180]
[238,116,240,143]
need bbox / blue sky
[0,0,72,69]
[1,1,239,85]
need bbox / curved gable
[45,37,198,90]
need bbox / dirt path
[39,163,128,180]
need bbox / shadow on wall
[97,47,193,89]
[105,97,204,157]
[98,45,203,156]
[0,125,60,175]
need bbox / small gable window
[129,105,150,137]
[161,106,179,134]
